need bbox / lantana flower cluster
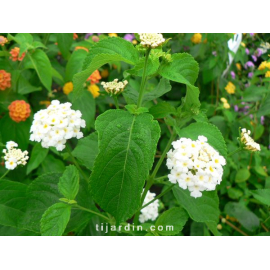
[2,141,29,170]
[240,128,261,152]
[225,81,236,94]
[0,70,11,91]
[8,100,31,123]
[139,190,159,223]
[139,33,165,48]
[167,136,226,198]
[30,100,85,151]
[9,47,25,62]
[101,79,128,95]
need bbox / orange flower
[8,100,31,123]
[9,47,25,62]
[87,70,101,84]
[75,46,89,52]
[101,69,109,78]
[73,33,78,40]
[0,35,8,46]
[0,70,11,91]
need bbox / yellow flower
[132,40,138,45]
[225,82,236,94]
[88,84,100,98]
[236,63,241,71]
[191,33,202,44]
[108,33,118,37]
[241,42,246,47]
[223,102,230,109]
[63,82,73,95]
[220,97,228,103]
[258,61,270,71]
[266,71,270,78]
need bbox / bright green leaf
[250,189,270,206]
[56,33,73,59]
[235,168,250,183]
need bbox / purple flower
[245,82,250,88]
[245,48,250,55]
[234,105,239,112]
[124,34,135,42]
[261,116,265,125]
[85,33,93,39]
[212,51,217,57]
[244,61,255,69]
[249,114,253,119]
[249,33,255,37]
[248,72,254,78]
[230,71,236,79]
[256,48,263,57]
[251,55,257,62]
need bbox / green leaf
[206,221,222,236]
[26,143,49,175]
[149,102,176,119]
[17,75,42,95]
[58,165,80,201]
[257,93,270,117]
[173,186,220,223]
[21,173,62,233]
[66,49,88,81]
[69,90,95,129]
[0,180,28,228]
[176,122,227,158]
[155,207,189,236]
[72,132,99,171]
[89,110,160,223]
[250,189,270,206]
[235,168,250,183]
[73,37,139,100]
[56,33,73,59]
[159,53,200,111]
[7,33,33,54]
[40,203,71,236]
[0,115,31,150]
[27,49,52,91]
[228,188,243,200]
[224,202,260,232]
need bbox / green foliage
[56,33,73,59]
[250,189,270,206]
[58,165,80,201]
[89,110,160,223]
[173,186,220,223]
[40,203,71,236]
[155,207,189,236]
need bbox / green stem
[137,48,151,108]
[74,204,110,222]
[0,170,9,180]
[66,145,89,183]
[134,130,177,225]
[113,95,119,109]
[228,148,242,157]
[139,184,174,211]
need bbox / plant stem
[66,145,89,183]
[228,148,242,157]
[137,48,151,108]
[134,130,177,225]
[220,215,248,236]
[113,95,119,109]
[139,184,174,211]
[74,204,110,222]
[0,170,9,180]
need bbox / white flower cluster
[101,79,128,95]
[139,33,165,48]
[139,190,159,223]
[2,141,29,170]
[240,128,261,152]
[167,136,226,198]
[30,100,85,151]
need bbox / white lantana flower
[29,100,86,151]
[240,128,261,152]
[139,33,165,48]
[139,190,159,223]
[101,79,128,95]
[167,136,226,198]
[2,141,29,170]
